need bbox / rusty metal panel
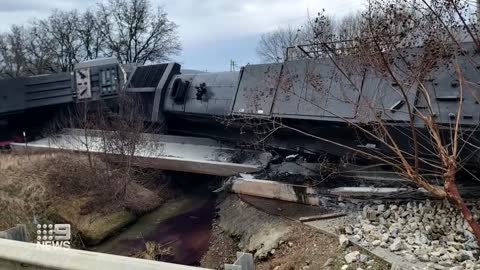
[233,64,283,116]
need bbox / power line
[229,60,238,72]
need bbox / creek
[91,194,216,266]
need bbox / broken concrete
[231,178,320,206]
[11,129,269,177]
[329,187,410,198]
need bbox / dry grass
[130,241,175,261]
[0,152,171,232]
[0,153,55,230]
[44,153,167,215]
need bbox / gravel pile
[342,200,480,269]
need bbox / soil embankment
[1,152,389,269]
[201,195,390,270]
[0,152,172,245]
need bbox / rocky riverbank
[341,200,480,269]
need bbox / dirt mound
[217,195,292,259]
[201,195,390,270]
[201,223,238,269]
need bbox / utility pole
[230,60,238,72]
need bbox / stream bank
[201,194,390,270]
[91,194,216,266]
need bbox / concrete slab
[329,187,409,198]
[231,178,320,205]
[11,129,270,176]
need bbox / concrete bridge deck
[11,129,270,176]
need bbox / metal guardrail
[0,238,212,270]
[0,227,255,270]
[0,224,29,241]
[225,252,255,270]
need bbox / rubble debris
[268,162,321,178]
[345,200,480,269]
[231,178,320,205]
[345,251,360,263]
[285,154,299,162]
[330,187,410,198]
[359,254,369,263]
[339,234,350,249]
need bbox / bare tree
[249,0,480,243]
[257,12,364,63]
[0,26,28,78]
[37,10,84,72]
[46,90,160,207]
[23,23,57,75]
[338,0,480,241]
[0,0,182,77]
[256,26,303,63]
[97,0,181,64]
[336,12,363,41]
[77,10,108,61]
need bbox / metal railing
[0,238,212,270]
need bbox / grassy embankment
[0,152,172,246]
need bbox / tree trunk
[444,163,480,245]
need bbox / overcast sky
[0,0,366,71]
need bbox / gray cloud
[0,0,364,70]
[0,0,95,12]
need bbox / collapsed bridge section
[10,129,271,177]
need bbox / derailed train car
[1,42,480,171]
[0,58,122,143]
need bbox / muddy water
[91,195,216,266]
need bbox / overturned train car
[1,44,480,171]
